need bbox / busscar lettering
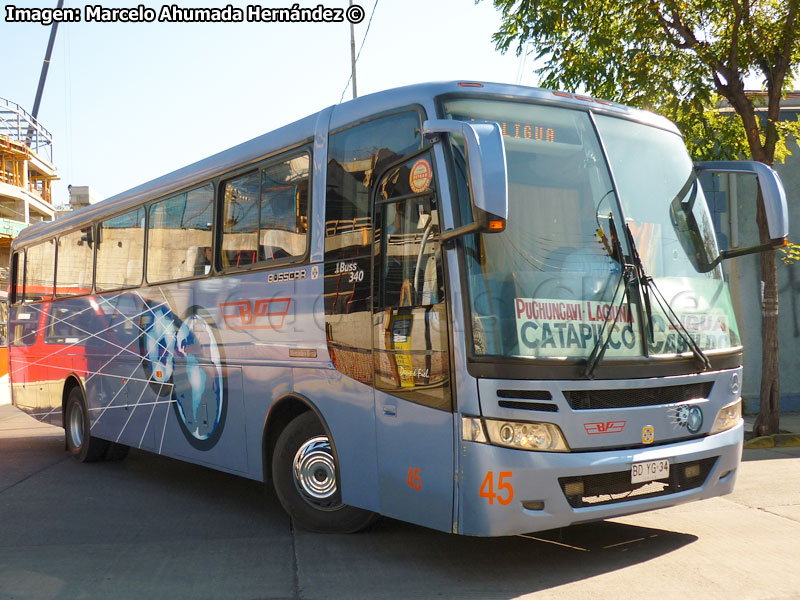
[5,5,81,25]
[267,269,307,284]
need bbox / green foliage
[780,241,800,264]
[484,0,800,164]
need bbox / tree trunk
[753,199,781,436]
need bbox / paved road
[1,404,798,600]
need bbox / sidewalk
[744,411,800,448]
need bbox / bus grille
[563,382,713,410]
[558,457,717,508]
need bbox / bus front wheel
[272,412,377,533]
[65,387,113,462]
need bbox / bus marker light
[522,500,545,511]
[461,416,487,443]
[488,219,505,231]
[458,82,483,87]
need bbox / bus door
[372,153,454,532]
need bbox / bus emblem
[221,298,291,330]
[642,425,655,444]
[584,420,626,435]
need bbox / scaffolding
[0,96,57,206]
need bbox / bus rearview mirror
[422,119,508,240]
[694,161,789,270]
[695,161,788,244]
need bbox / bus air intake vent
[558,457,717,508]
[563,382,713,410]
[497,390,552,400]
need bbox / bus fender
[261,393,339,484]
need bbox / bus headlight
[710,398,742,435]
[484,419,570,452]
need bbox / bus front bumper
[458,421,742,536]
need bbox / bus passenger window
[56,227,94,297]
[221,152,310,270]
[147,183,215,282]
[96,208,145,292]
[24,240,55,302]
[259,155,309,261]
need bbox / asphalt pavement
[0,402,799,600]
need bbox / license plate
[631,458,670,484]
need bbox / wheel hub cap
[293,436,337,500]
[69,403,84,449]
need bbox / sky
[1,0,543,206]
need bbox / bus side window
[24,240,56,302]
[221,171,260,269]
[56,227,94,297]
[147,183,215,282]
[259,154,309,262]
[96,208,145,291]
[323,110,424,386]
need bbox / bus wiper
[583,265,632,379]
[584,211,632,379]
[625,223,712,371]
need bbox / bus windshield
[443,98,740,362]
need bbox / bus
[8,82,788,536]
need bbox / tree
[486,0,800,435]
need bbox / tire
[65,386,110,463]
[271,412,377,533]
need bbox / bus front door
[372,187,455,533]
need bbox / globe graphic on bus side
[142,305,225,446]
[172,313,224,442]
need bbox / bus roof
[13,81,678,249]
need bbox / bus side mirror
[422,119,508,241]
[695,161,789,261]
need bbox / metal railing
[0,96,53,163]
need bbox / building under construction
[0,96,57,288]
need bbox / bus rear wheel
[272,412,377,533]
[65,387,113,463]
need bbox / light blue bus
[8,82,788,535]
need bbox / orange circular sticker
[409,158,432,193]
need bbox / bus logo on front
[584,420,626,435]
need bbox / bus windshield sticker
[409,158,432,194]
[514,297,733,358]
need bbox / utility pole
[349,0,358,99]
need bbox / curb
[744,433,800,449]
